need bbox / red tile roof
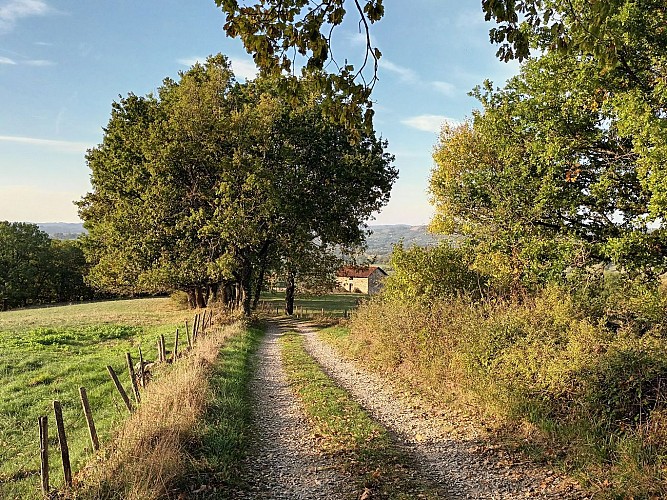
[336,266,386,278]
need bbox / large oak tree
[79,55,396,314]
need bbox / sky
[0,0,520,226]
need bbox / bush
[169,290,191,309]
[382,242,484,302]
[347,283,667,496]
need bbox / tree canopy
[429,17,667,290]
[0,222,93,309]
[79,55,396,314]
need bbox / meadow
[259,292,363,317]
[0,298,190,499]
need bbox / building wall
[367,270,386,295]
[335,270,386,295]
[336,276,370,294]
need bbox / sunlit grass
[259,292,363,317]
[0,298,192,499]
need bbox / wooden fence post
[138,346,146,388]
[185,320,192,348]
[156,339,162,363]
[106,365,133,413]
[79,387,99,451]
[126,352,141,404]
[38,415,49,497]
[172,329,179,362]
[160,334,167,362]
[52,400,72,489]
[192,314,199,342]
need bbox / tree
[0,223,91,309]
[0,222,53,308]
[48,239,93,303]
[214,0,387,130]
[80,55,396,314]
[483,1,667,224]
[430,51,663,289]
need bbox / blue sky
[0,0,519,225]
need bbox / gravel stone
[225,319,356,499]
[295,320,593,500]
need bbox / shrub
[382,242,484,303]
[347,283,667,496]
[169,290,190,309]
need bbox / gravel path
[227,319,355,499]
[295,320,592,500]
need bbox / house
[335,266,388,295]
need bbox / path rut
[226,319,354,499]
[295,320,591,500]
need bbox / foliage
[430,48,665,287]
[214,0,386,130]
[79,55,396,314]
[342,282,667,497]
[482,0,667,255]
[0,222,52,308]
[381,242,483,302]
[0,222,94,309]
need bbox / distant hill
[37,223,86,240]
[34,222,443,257]
[365,224,445,263]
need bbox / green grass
[258,292,363,317]
[0,298,192,499]
[187,323,263,490]
[316,325,354,352]
[279,330,442,499]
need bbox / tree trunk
[252,259,268,310]
[195,286,207,309]
[187,289,196,309]
[210,283,219,302]
[285,271,295,315]
[239,261,253,316]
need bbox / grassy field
[259,292,364,317]
[0,298,192,499]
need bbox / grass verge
[76,321,262,499]
[279,330,441,499]
[185,322,263,494]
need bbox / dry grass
[76,323,243,500]
[0,297,189,333]
[339,289,667,497]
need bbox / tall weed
[348,283,667,496]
